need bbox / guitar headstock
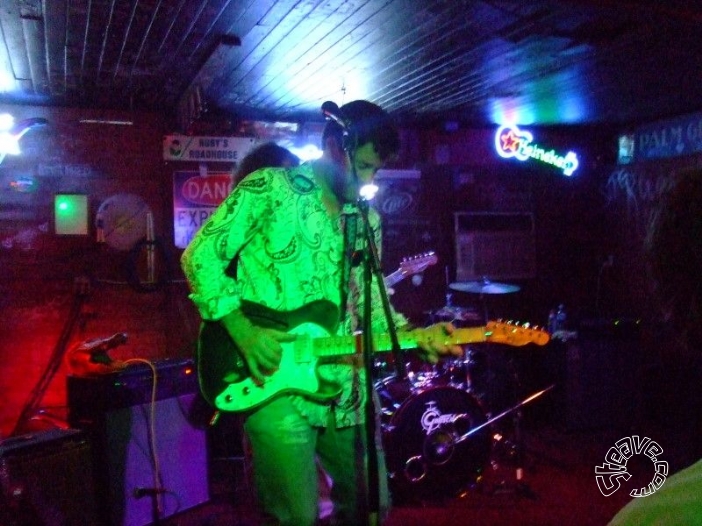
[398,251,438,275]
[485,320,550,346]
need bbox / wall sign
[173,170,233,248]
[632,111,702,161]
[494,124,579,176]
[163,135,256,162]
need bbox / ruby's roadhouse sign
[173,170,233,248]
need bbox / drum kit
[374,277,552,503]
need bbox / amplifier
[67,358,199,420]
[0,428,97,525]
[563,321,641,431]
[67,358,209,526]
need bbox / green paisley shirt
[181,163,407,428]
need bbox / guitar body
[196,299,341,412]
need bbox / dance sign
[494,124,579,176]
[173,170,234,248]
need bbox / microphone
[83,332,128,353]
[67,332,128,375]
[321,101,348,129]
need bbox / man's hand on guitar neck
[219,309,296,385]
[405,322,464,364]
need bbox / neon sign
[495,124,579,176]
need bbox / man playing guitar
[181,100,462,526]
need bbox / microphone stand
[333,113,403,524]
[357,197,405,526]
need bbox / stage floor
[162,419,684,526]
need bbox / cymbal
[449,279,520,294]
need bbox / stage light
[359,183,378,201]
[0,115,48,164]
[0,131,20,155]
[0,113,14,130]
[289,144,323,161]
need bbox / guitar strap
[339,203,358,323]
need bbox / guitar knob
[242,387,250,395]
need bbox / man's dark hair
[234,142,300,183]
[322,100,400,162]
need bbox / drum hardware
[449,277,521,295]
[429,383,553,501]
[422,384,554,466]
[402,419,468,484]
[403,456,427,483]
[430,292,483,324]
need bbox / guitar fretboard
[304,327,488,358]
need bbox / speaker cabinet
[563,320,641,431]
[67,359,209,526]
[0,429,97,526]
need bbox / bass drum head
[380,384,491,503]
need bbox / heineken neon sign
[495,124,579,176]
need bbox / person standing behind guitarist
[233,141,300,185]
[181,100,462,526]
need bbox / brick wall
[0,105,202,437]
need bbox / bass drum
[376,377,492,503]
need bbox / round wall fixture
[95,193,152,251]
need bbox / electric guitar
[196,300,549,412]
[384,251,438,288]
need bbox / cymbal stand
[492,356,538,499]
[424,385,553,497]
[478,293,489,325]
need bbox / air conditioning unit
[454,212,536,281]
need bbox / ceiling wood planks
[0,0,701,127]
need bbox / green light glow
[54,194,88,235]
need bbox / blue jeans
[243,396,389,526]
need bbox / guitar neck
[383,270,405,288]
[310,326,487,358]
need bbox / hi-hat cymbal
[432,305,483,322]
[449,278,520,294]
